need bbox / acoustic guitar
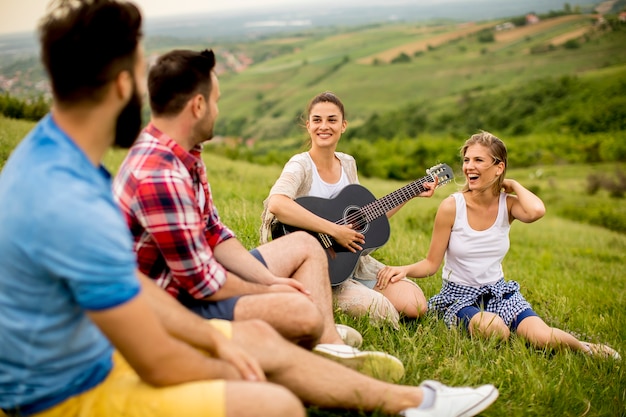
[271,163,454,285]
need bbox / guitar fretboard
[311,164,452,249]
[360,175,433,222]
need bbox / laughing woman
[260,91,437,327]
[376,131,620,359]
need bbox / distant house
[619,12,626,22]
[592,14,607,26]
[495,22,515,31]
[526,13,540,24]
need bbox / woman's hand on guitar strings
[332,223,365,253]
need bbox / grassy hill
[214,12,626,141]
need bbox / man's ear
[114,70,133,102]
[190,94,205,119]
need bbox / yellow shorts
[29,319,232,417]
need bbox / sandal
[581,342,621,360]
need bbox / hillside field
[212,12,626,141]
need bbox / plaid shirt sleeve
[133,170,227,298]
[203,181,236,249]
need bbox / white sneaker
[335,324,363,348]
[401,380,499,417]
[313,343,405,383]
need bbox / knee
[403,302,427,319]
[469,313,510,340]
[240,319,284,345]
[400,290,428,319]
[267,385,306,417]
[291,231,327,260]
[289,297,325,346]
[383,281,427,319]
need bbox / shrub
[477,29,495,43]
[391,52,411,64]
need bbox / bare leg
[257,232,344,345]
[234,292,323,349]
[231,319,423,413]
[468,312,511,340]
[225,381,305,417]
[516,316,590,351]
[376,279,427,318]
[469,314,619,359]
[333,279,400,327]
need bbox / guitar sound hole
[343,206,368,234]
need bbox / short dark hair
[38,0,142,106]
[148,49,216,116]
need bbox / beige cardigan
[260,151,405,326]
[260,151,358,243]
[259,151,386,281]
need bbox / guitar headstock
[426,163,454,188]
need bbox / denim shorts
[456,292,538,332]
[177,249,267,320]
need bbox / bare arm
[212,238,307,294]
[203,271,273,300]
[376,196,455,288]
[502,179,546,223]
[268,194,364,252]
[133,272,265,381]
[88,289,243,386]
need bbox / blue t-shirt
[0,114,140,413]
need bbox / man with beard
[0,1,499,416]
[112,49,409,378]
[0,1,301,416]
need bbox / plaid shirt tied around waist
[428,278,533,328]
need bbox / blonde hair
[461,131,507,194]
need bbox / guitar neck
[361,175,433,222]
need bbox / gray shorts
[353,277,377,289]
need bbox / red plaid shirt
[112,123,232,299]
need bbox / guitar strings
[316,167,451,242]
[335,175,433,230]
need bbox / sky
[0,0,328,35]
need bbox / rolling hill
[212,10,626,141]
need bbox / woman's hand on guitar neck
[418,178,438,198]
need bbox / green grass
[2,116,625,416]
[205,153,626,417]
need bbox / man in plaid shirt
[112,49,404,379]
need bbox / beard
[114,80,143,149]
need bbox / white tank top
[442,192,510,287]
[307,153,351,199]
